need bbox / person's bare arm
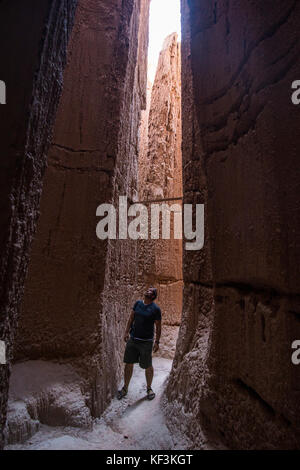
[153,320,161,352]
[124,310,134,342]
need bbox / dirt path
[6,357,191,450]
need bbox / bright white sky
[148,0,181,83]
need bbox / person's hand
[124,333,129,342]
[153,342,159,353]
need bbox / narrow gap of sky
[148,0,181,83]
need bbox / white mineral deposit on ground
[5,357,220,450]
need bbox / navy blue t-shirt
[130,300,162,341]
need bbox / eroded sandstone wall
[100,0,151,406]
[138,34,183,358]
[166,0,300,449]
[0,0,77,449]
[15,0,150,417]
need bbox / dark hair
[150,287,157,300]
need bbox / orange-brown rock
[0,0,77,449]
[165,0,300,450]
[14,0,150,418]
[138,33,183,358]
[1,0,300,451]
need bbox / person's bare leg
[124,363,134,390]
[145,366,154,389]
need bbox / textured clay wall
[166,0,300,449]
[138,34,183,358]
[15,0,150,417]
[0,0,77,449]
[100,0,151,405]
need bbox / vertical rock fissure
[137,32,183,359]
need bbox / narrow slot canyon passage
[1,0,300,452]
[4,0,194,450]
[137,15,183,359]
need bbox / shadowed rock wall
[100,0,151,404]
[0,0,78,449]
[166,0,300,449]
[15,0,150,418]
[138,33,183,358]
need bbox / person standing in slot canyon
[117,287,162,401]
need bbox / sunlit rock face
[165,0,300,449]
[138,33,183,358]
[14,0,150,421]
[0,0,78,449]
